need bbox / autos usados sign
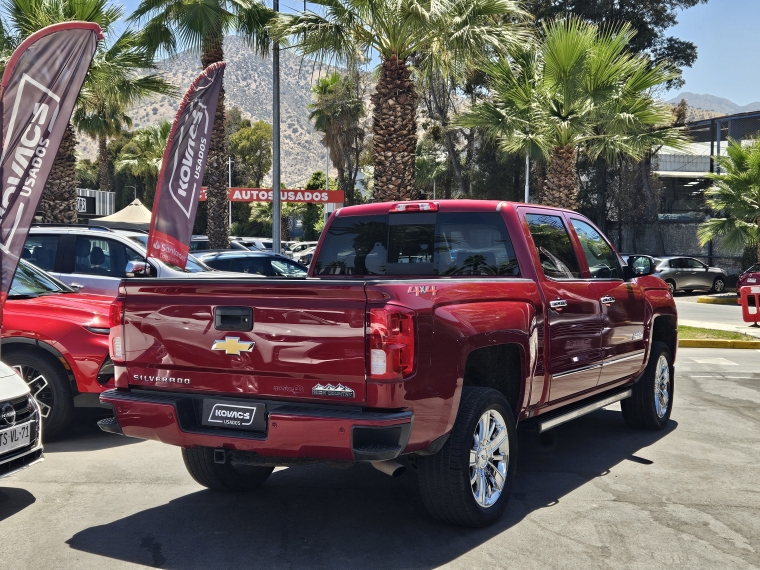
[0,23,102,305]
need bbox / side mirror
[126,260,150,277]
[626,255,655,279]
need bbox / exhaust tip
[371,460,405,477]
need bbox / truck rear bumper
[100,389,413,462]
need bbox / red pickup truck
[101,200,677,527]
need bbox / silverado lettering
[103,200,677,528]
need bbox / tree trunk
[639,158,665,256]
[543,145,578,209]
[202,40,229,249]
[98,135,112,193]
[40,123,78,223]
[371,56,417,201]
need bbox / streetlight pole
[271,0,282,253]
[524,151,530,203]
[228,156,233,227]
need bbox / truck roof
[334,199,567,217]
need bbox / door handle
[601,296,615,304]
[549,299,567,309]
[214,306,253,331]
[70,283,84,289]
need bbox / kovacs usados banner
[0,22,103,306]
[147,62,225,269]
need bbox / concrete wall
[608,221,743,279]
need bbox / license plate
[201,399,266,431]
[748,278,757,283]
[0,422,31,455]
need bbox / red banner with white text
[147,63,225,270]
[0,22,103,308]
[199,187,345,203]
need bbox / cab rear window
[313,212,519,277]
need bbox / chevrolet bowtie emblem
[212,337,255,355]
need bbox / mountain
[667,92,760,117]
[79,36,330,187]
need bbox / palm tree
[272,0,529,202]
[114,121,172,208]
[458,17,689,209]
[73,29,176,195]
[308,69,366,206]
[129,0,273,247]
[698,139,760,263]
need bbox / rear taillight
[109,299,125,362]
[368,306,416,381]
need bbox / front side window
[313,212,519,277]
[23,235,59,271]
[525,214,581,279]
[74,237,128,278]
[569,219,622,279]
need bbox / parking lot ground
[1,348,759,569]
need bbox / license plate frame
[201,399,267,432]
[0,421,32,456]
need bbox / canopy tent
[89,199,152,231]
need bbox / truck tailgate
[122,279,368,403]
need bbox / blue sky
[115,0,758,105]
[666,0,760,104]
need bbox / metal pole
[715,119,721,175]
[325,147,329,190]
[272,0,281,253]
[524,151,530,203]
[433,178,436,200]
[228,156,233,227]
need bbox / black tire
[712,276,727,293]
[621,341,674,430]
[182,446,274,492]
[665,279,676,293]
[3,350,74,440]
[416,387,517,527]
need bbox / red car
[738,263,760,290]
[1,259,113,439]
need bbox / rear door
[520,209,603,402]
[567,217,646,385]
[124,280,369,403]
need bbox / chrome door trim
[602,350,646,367]
[552,363,603,379]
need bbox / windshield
[127,236,210,273]
[271,259,308,277]
[10,259,72,298]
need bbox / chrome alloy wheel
[12,365,52,418]
[470,409,509,508]
[654,354,670,419]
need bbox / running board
[536,388,633,433]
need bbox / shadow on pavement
[67,409,677,569]
[0,487,36,522]
[43,412,141,453]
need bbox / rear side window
[525,214,581,279]
[313,212,519,276]
[23,235,59,271]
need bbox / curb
[678,339,760,349]
[696,295,740,305]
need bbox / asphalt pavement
[2,348,760,569]
[675,293,760,337]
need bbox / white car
[0,361,43,478]
[24,226,217,297]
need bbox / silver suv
[652,256,727,293]
[24,226,214,297]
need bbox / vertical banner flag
[0,22,103,306]
[147,62,226,269]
